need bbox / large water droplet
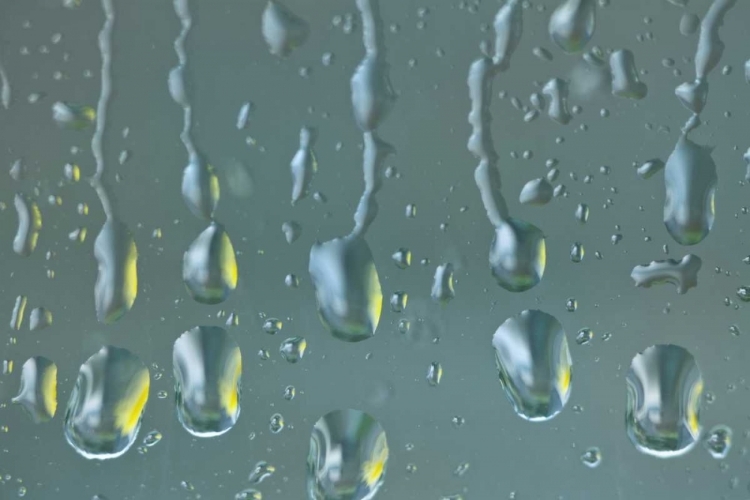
[492,310,572,421]
[12,193,42,257]
[630,254,702,294]
[307,409,388,500]
[12,356,57,423]
[548,0,596,54]
[93,219,138,324]
[64,346,150,459]
[489,218,546,292]
[261,0,309,57]
[351,56,395,132]
[663,135,717,246]
[519,178,553,206]
[626,344,703,458]
[309,235,383,342]
[492,0,523,71]
[181,153,220,220]
[182,222,238,304]
[173,326,242,437]
[610,49,647,99]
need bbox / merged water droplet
[542,78,571,125]
[489,218,546,293]
[12,356,57,423]
[94,218,138,324]
[64,346,150,459]
[610,49,647,99]
[307,409,388,500]
[261,0,309,57]
[173,326,242,437]
[309,235,383,342]
[12,194,42,257]
[704,424,731,459]
[663,135,717,245]
[492,310,572,421]
[625,344,703,458]
[548,0,596,54]
[181,153,220,220]
[630,254,702,294]
[182,222,238,304]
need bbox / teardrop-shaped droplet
[492,0,523,71]
[548,0,596,54]
[308,235,383,342]
[431,263,455,304]
[13,193,42,257]
[12,356,57,423]
[492,309,572,421]
[519,178,553,206]
[182,222,238,304]
[173,326,242,437]
[64,346,150,460]
[94,218,138,324]
[290,127,318,205]
[663,135,717,246]
[351,56,395,132]
[307,409,388,500]
[181,152,220,220]
[626,344,703,458]
[489,218,546,292]
[261,0,309,57]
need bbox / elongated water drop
[29,306,53,331]
[431,263,455,304]
[519,178,553,206]
[290,127,318,205]
[13,194,42,257]
[626,344,703,458]
[309,235,382,342]
[183,223,238,304]
[182,153,220,220]
[94,218,138,324]
[52,101,95,129]
[610,49,647,99]
[492,310,572,421]
[663,135,717,245]
[542,78,571,125]
[636,159,665,180]
[12,356,57,423]
[261,0,309,57]
[548,0,596,54]
[307,409,388,500]
[631,254,702,294]
[492,0,523,71]
[64,346,150,460]
[173,326,242,437]
[489,218,546,292]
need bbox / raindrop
[181,153,220,220]
[570,242,584,263]
[392,247,412,269]
[290,127,318,205]
[263,318,283,334]
[548,0,596,53]
[283,385,296,400]
[427,362,443,386]
[636,159,665,180]
[492,310,572,421]
[173,326,242,437]
[492,0,523,71]
[236,101,252,130]
[631,254,701,294]
[704,425,732,459]
[12,194,42,257]
[9,295,27,330]
[52,101,95,129]
[542,78,571,124]
[12,356,57,423]
[431,264,455,304]
[736,286,750,302]
[94,218,138,323]
[390,291,408,312]
[64,346,150,459]
[269,413,285,434]
[248,461,276,484]
[679,13,700,37]
[279,337,307,363]
[282,221,302,244]
[490,218,546,292]
[307,409,388,499]
[261,1,309,57]
[575,203,589,223]
[610,49,647,99]
[29,307,52,331]
[576,328,593,345]
[519,178,553,206]
[580,447,602,468]
[182,223,238,304]
[566,297,577,312]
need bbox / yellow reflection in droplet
[41,362,58,418]
[219,347,242,416]
[361,432,388,487]
[220,231,238,291]
[113,368,150,436]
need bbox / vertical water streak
[172,0,197,159]
[0,58,10,109]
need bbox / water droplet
[181,153,220,220]
[261,1,309,57]
[28,307,52,332]
[580,447,602,468]
[490,218,546,292]
[392,248,412,269]
[269,413,285,434]
[704,425,732,459]
[542,78,571,124]
[576,328,593,345]
[427,362,443,386]
[263,318,283,334]
[390,291,408,312]
[248,461,276,484]
[173,326,241,437]
[631,254,701,294]
[236,101,252,130]
[279,337,307,363]
[610,49,647,99]
[290,127,318,204]
[674,79,708,114]
[282,221,302,244]
[91,219,138,324]
[636,158,665,180]
[52,101,95,129]
[453,462,470,477]
[64,346,149,459]
[235,488,262,500]
[570,242,584,263]
[492,0,523,71]
[519,178,553,205]
[9,295,27,331]
[12,194,42,257]
[431,263,455,304]
[548,0,596,53]
[405,203,417,218]
[309,235,383,342]
[307,409,388,499]
[663,136,716,245]
[626,344,703,458]
[143,430,162,447]
[283,385,296,400]
[182,222,238,304]
[575,203,589,223]
[679,13,700,37]
[737,286,750,302]
[12,356,57,423]
[285,273,299,288]
[492,310,572,421]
